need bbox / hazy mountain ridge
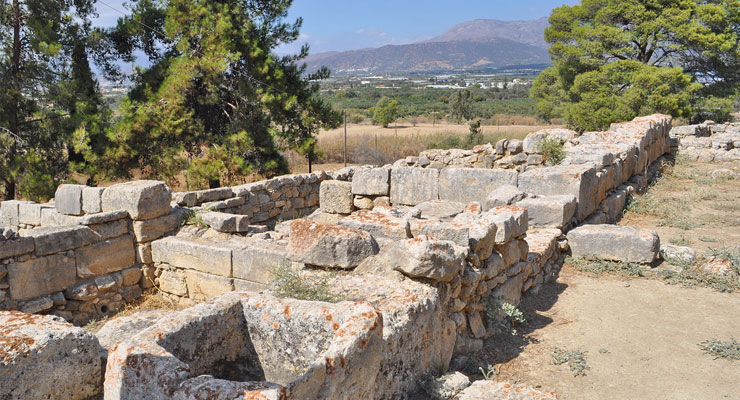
[304,18,550,74]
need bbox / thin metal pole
[344,110,347,167]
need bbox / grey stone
[422,371,471,400]
[287,218,378,268]
[518,164,600,221]
[523,131,547,154]
[102,180,172,220]
[351,167,391,196]
[185,270,234,301]
[20,296,54,313]
[88,219,129,240]
[82,187,106,214]
[390,167,440,206]
[0,237,34,259]
[414,200,465,219]
[132,207,188,242]
[438,168,518,204]
[233,240,287,284]
[199,211,251,233]
[484,185,526,211]
[339,206,414,239]
[21,225,95,256]
[157,269,188,296]
[8,253,77,301]
[393,235,467,282]
[55,184,86,216]
[64,280,99,301]
[354,195,375,210]
[567,224,660,264]
[507,139,523,153]
[76,210,129,225]
[151,236,233,277]
[76,234,136,279]
[320,180,354,214]
[96,310,168,349]
[1,200,29,226]
[18,202,42,226]
[660,244,697,265]
[492,276,523,306]
[0,312,103,400]
[515,195,577,229]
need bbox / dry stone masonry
[0,114,699,399]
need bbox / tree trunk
[307,153,313,173]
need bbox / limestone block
[438,168,518,204]
[199,211,251,233]
[351,167,391,196]
[136,243,153,264]
[660,244,697,265]
[76,234,136,279]
[518,163,599,221]
[233,240,287,284]
[1,200,29,226]
[523,131,547,154]
[22,225,95,256]
[515,195,577,229]
[132,207,188,242]
[8,253,77,301]
[20,296,54,313]
[320,180,354,214]
[121,267,143,286]
[55,184,86,216]
[492,276,523,306]
[287,218,378,268]
[422,372,472,399]
[75,209,129,225]
[82,187,105,214]
[484,185,526,211]
[157,269,188,296]
[233,279,268,292]
[507,139,523,153]
[567,224,659,263]
[102,180,172,220]
[185,270,234,301]
[151,236,232,277]
[393,235,467,282]
[390,167,440,206]
[339,206,414,239]
[415,200,465,220]
[96,310,167,350]
[18,202,42,226]
[410,220,469,247]
[88,219,129,240]
[195,187,234,203]
[0,237,34,259]
[0,312,103,399]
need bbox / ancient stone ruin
[1,114,711,399]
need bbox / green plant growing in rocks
[484,297,526,336]
[478,364,497,381]
[182,210,211,229]
[699,338,740,361]
[552,347,590,377]
[567,256,644,277]
[542,136,565,166]
[271,263,340,303]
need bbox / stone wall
[671,121,740,162]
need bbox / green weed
[542,136,565,166]
[699,338,740,360]
[552,347,590,376]
[567,257,644,277]
[270,263,341,303]
[483,297,526,336]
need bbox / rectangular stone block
[567,224,659,264]
[514,195,577,229]
[518,164,599,221]
[88,219,129,240]
[195,187,234,204]
[390,167,440,206]
[158,269,188,296]
[82,187,105,214]
[233,242,288,284]
[136,243,153,264]
[151,237,232,277]
[132,208,188,242]
[200,212,251,233]
[233,279,268,292]
[184,270,234,301]
[439,168,518,204]
[1,200,29,227]
[102,180,172,221]
[55,184,86,216]
[18,203,42,226]
[40,208,76,226]
[0,237,35,259]
[320,180,353,214]
[8,253,77,301]
[351,168,391,196]
[76,234,136,278]
[23,225,96,256]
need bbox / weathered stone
[339,206,414,239]
[96,310,167,349]
[484,185,526,211]
[88,219,129,240]
[55,184,86,216]
[287,218,378,268]
[76,234,136,278]
[422,371,471,400]
[438,168,518,204]
[0,236,34,259]
[568,224,660,263]
[195,187,234,204]
[75,209,129,225]
[415,200,466,220]
[82,187,106,214]
[319,180,354,214]
[455,380,557,400]
[352,167,391,196]
[507,139,523,153]
[151,236,233,277]
[18,202,42,226]
[0,312,103,400]
[493,276,523,306]
[22,225,95,256]
[700,258,734,276]
[197,211,251,233]
[353,195,375,210]
[233,240,287,284]
[390,167,440,206]
[102,180,172,220]
[136,243,153,264]
[20,296,54,313]
[660,244,697,265]
[393,235,467,282]
[185,269,234,301]
[157,269,188,296]
[411,220,470,247]
[8,253,77,301]
[515,195,577,229]
[64,280,99,301]
[121,267,143,286]
[132,208,188,242]
[1,200,27,226]
[518,163,600,221]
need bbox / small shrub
[478,364,497,381]
[699,338,740,360]
[567,256,644,277]
[270,263,341,303]
[466,120,483,147]
[552,347,590,376]
[661,265,740,293]
[182,210,211,229]
[542,136,565,166]
[484,297,526,336]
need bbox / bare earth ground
[484,267,740,400]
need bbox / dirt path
[484,267,740,400]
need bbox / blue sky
[94,0,577,55]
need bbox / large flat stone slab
[287,218,378,268]
[320,180,353,214]
[567,224,660,264]
[515,195,577,229]
[352,167,391,196]
[518,164,600,221]
[151,236,233,277]
[8,253,77,301]
[339,206,415,239]
[0,312,103,399]
[76,234,136,278]
[22,225,95,256]
[102,180,172,220]
[438,168,518,204]
[390,167,440,206]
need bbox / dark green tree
[0,0,108,200]
[85,0,340,188]
[449,89,473,123]
[372,97,399,128]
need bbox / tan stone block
[184,270,233,301]
[76,234,136,279]
[151,237,232,277]
[8,254,77,301]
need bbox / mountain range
[304,18,551,75]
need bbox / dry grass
[84,290,183,333]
